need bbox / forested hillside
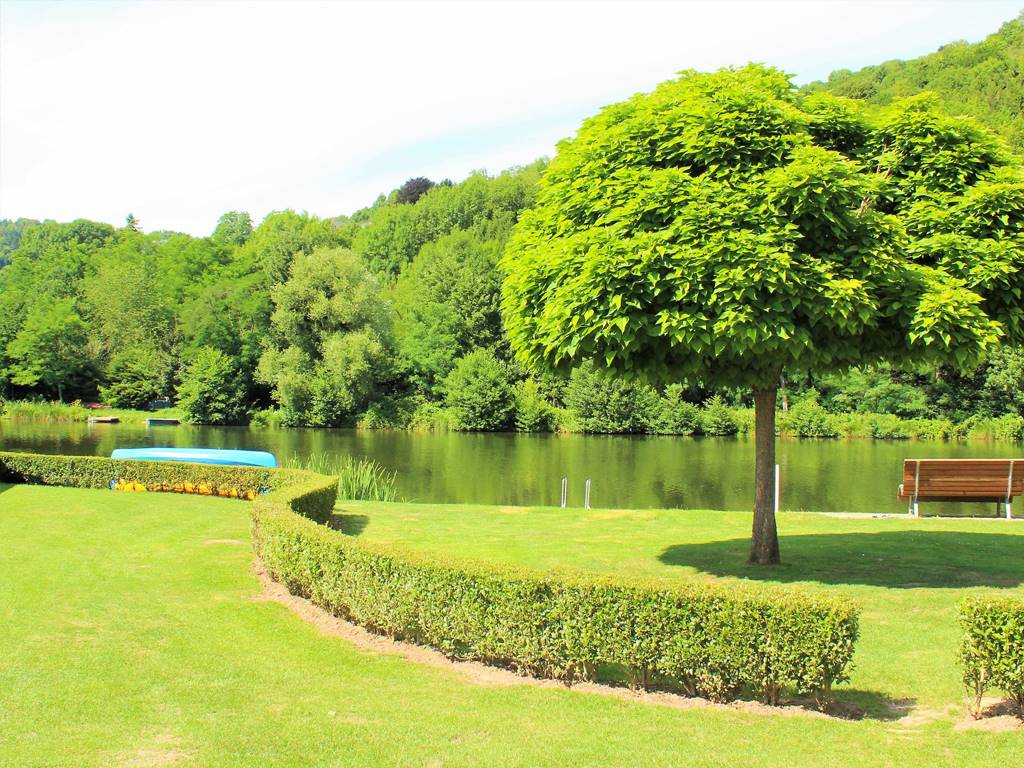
[2,18,1023,437]
[806,12,1024,151]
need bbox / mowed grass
[0,486,1019,767]
[337,500,1024,712]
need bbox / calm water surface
[3,421,1021,515]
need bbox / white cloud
[1,0,1019,235]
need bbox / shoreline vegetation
[0,400,181,425]
[3,396,1022,443]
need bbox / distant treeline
[1,15,1022,434]
[1,164,1021,437]
[806,12,1024,152]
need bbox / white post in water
[774,464,780,515]
[584,479,591,510]
[560,476,567,508]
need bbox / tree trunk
[749,386,780,565]
[57,383,64,404]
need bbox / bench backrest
[902,459,1024,499]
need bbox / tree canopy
[502,67,1020,388]
[500,64,1023,562]
[257,247,393,427]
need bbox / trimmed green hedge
[0,451,337,524]
[251,503,859,707]
[959,597,1024,716]
[2,450,859,708]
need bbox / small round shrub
[98,348,168,408]
[177,347,247,425]
[564,362,658,433]
[869,414,912,439]
[650,384,701,435]
[443,349,516,431]
[786,390,840,438]
[514,378,553,432]
[698,395,739,436]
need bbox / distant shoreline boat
[145,418,181,427]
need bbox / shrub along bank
[3,394,1023,443]
[0,450,861,708]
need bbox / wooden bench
[898,459,1023,518]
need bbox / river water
[3,420,1020,515]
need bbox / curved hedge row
[0,450,337,524]
[1,450,859,708]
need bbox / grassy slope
[1,485,1020,767]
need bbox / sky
[1,0,1020,236]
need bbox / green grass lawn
[339,501,1024,712]
[1,485,1020,767]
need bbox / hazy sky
[1,0,1020,236]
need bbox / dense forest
[1,18,1022,437]
[806,12,1024,151]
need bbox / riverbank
[3,418,1022,513]
[4,397,1023,442]
[0,399,181,425]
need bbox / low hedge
[0,450,337,524]
[252,504,859,707]
[2,450,859,708]
[959,597,1024,716]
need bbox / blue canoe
[111,448,278,468]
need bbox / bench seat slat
[899,459,1024,502]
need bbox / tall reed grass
[287,453,399,502]
[1,400,89,423]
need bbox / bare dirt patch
[113,733,193,767]
[254,562,845,721]
[954,698,1023,732]
[203,538,243,545]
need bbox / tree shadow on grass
[815,692,914,722]
[328,512,369,537]
[660,531,1024,588]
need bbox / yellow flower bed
[112,479,256,499]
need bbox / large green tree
[391,230,505,394]
[257,247,393,426]
[501,65,1023,564]
[211,211,254,247]
[5,299,91,402]
[81,231,177,401]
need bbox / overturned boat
[111,447,277,468]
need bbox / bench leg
[1008,501,1013,520]
[913,500,919,518]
